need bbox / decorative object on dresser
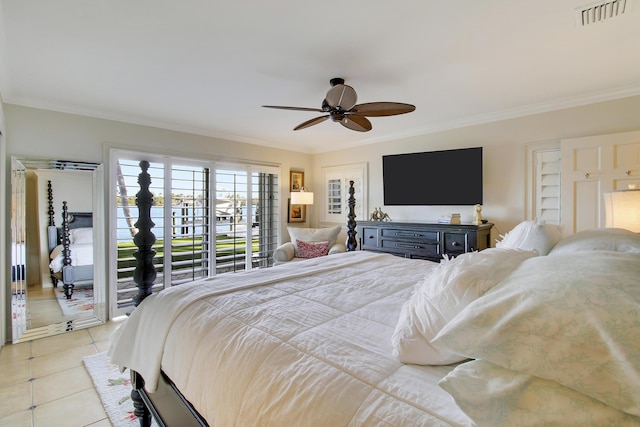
[437,213,461,224]
[359,221,493,262]
[472,204,483,225]
[368,207,391,221]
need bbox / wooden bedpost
[131,160,156,427]
[48,180,59,288]
[61,201,74,299]
[47,180,55,227]
[346,180,358,251]
[133,160,157,307]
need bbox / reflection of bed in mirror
[11,156,106,344]
[47,186,94,299]
[47,205,93,299]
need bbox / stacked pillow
[392,225,640,425]
[433,249,640,423]
[392,247,537,365]
[495,220,563,255]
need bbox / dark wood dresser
[359,221,493,262]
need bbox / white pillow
[496,220,563,255]
[549,228,640,255]
[433,251,640,417]
[69,227,93,244]
[391,248,537,365]
[439,360,640,427]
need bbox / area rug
[56,286,94,316]
[83,352,157,427]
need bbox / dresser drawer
[380,228,439,243]
[361,227,380,250]
[380,239,439,257]
[443,232,467,256]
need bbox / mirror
[11,156,106,343]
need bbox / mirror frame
[10,156,106,343]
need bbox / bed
[47,180,94,299]
[109,161,640,427]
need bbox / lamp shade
[291,189,314,205]
[603,189,640,232]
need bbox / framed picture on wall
[290,170,304,192]
[287,198,306,223]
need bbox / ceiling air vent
[576,0,629,26]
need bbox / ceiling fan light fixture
[263,78,415,132]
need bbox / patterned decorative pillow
[392,248,537,365]
[295,240,330,259]
[439,360,640,426]
[432,251,640,417]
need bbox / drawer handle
[451,241,460,247]
[394,243,423,249]
[394,232,422,237]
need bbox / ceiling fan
[263,78,415,132]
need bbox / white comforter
[109,251,473,426]
[49,243,93,272]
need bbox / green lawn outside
[117,235,260,276]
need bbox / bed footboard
[132,370,208,427]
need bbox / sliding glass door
[110,151,279,316]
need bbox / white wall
[1,100,6,345]
[312,95,640,241]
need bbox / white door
[561,130,640,234]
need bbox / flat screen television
[383,147,483,206]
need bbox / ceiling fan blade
[325,84,358,110]
[350,102,416,117]
[340,115,372,132]
[263,105,325,113]
[293,115,330,131]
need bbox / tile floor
[27,282,66,328]
[0,318,125,426]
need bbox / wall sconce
[290,187,314,205]
[603,189,640,233]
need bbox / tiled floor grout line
[0,322,122,427]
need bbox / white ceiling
[1,1,639,154]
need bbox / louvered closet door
[535,149,561,224]
[560,130,640,234]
